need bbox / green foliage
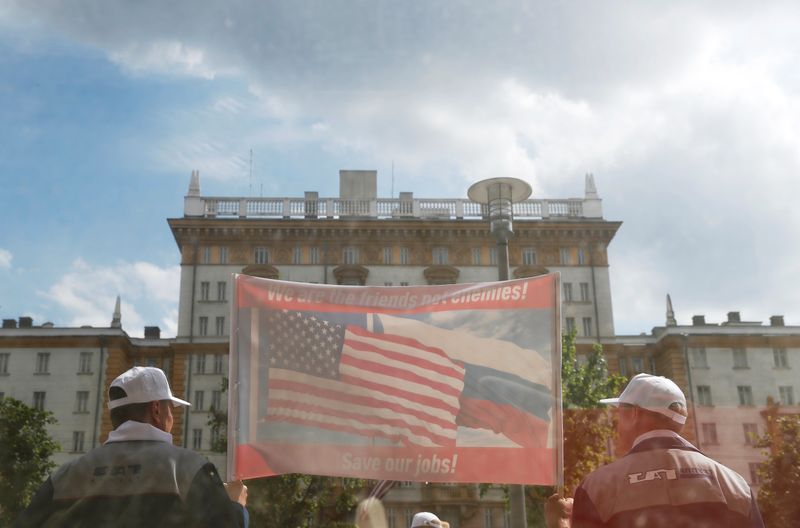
[526,332,626,525]
[207,376,228,453]
[0,397,59,525]
[755,406,800,528]
[246,474,365,528]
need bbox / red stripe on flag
[268,378,457,430]
[340,373,460,416]
[266,398,457,446]
[340,352,463,399]
[344,335,466,379]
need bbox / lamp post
[468,177,532,528]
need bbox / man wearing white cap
[546,373,764,527]
[14,366,248,527]
[410,512,449,528]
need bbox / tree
[755,400,800,528]
[526,331,626,525]
[0,397,59,525]
[207,380,364,527]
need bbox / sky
[2,1,800,338]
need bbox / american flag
[263,310,466,447]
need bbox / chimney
[18,316,33,328]
[2,319,17,329]
[727,311,741,323]
[692,315,706,326]
[144,326,161,339]
[770,315,785,327]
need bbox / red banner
[228,274,561,485]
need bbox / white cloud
[0,248,11,269]
[38,259,180,338]
[109,40,221,79]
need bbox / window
[560,247,570,265]
[343,247,359,264]
[732,348,748,368]
[383,247,393,264]
[399,247,409,265]
[309,246,320,264]
[218,246,228,264]
[484,507,494,528]
[192,429,203,450]
[701,423,718,445]
[631,356,644,374]
[565,317,576,334]
[78,351,92,374]
[577,248,586,265]
[697,385,713,406]
[72,431,85,453]
[198,316,208,336]
[400,281,409,286]
[691,347,708,368]
[779,386,795,405]
[563,283,573,302]
[217,281,226,301]
[522,247,536,266]
[200,281,210,301]
[737,385,754,406]
[0,353,8,374]
[0,393,4,400]
[582,317,593,337]
[195,354,206,374]
[75,391,89,413]
[387,508,396,528]
[215,316,225,336]
[254,247,269,264]
[145,357,157,367]
[774,348,789,368]
[472,247,482,265]
[194,390,205,411]
[743,423,758,445]
[293,246,302,264]
[580,282,590,302]
[212,390,222,411]
[35,352,50,374]
[489,247,498,266]
[748,463,762,486]
[33,391,46,411]
[432,247,449,265]
[618,358,627,376]
[202,246,211,264]
[213,354,224,374]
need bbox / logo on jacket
[627,469,677,484]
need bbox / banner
[228,274,561,485]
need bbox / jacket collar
[105,420,174,445]
[628,429,699,455]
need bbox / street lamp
[468,177,532,528]
[468,177,532,281]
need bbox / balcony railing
[193,197,587,220]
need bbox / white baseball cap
[599,373,687,424]
[411,512,447,528]
[108,366,191,410]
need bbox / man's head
[411,512,449,528]
[108,366,190,432]
[600,373,688,450]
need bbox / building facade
[166,169,620,526]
